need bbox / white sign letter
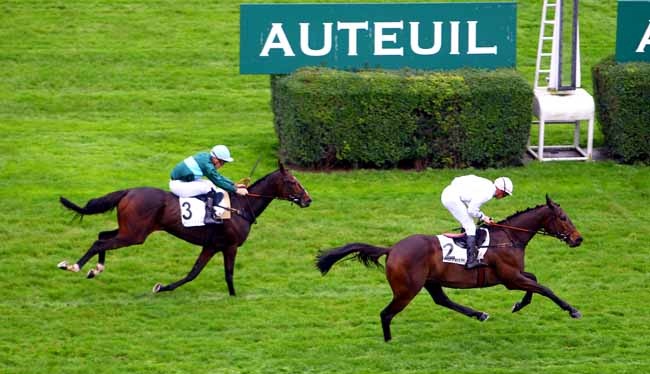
[260,23,295,57]
[635,21,650,53]
[337,21,369,56]
[300,22,333,57]
[449,21,460,55]
[467,21,497,55]
[374,21,404,56]
[409,21,443,55]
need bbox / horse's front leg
[222,245,238,296]
[504,273,581,318]
[153,246,216,293]
[511,272,536,313]
[424,282,489,321]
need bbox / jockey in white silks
[441,175,513,269]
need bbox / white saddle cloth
[436,228,490,265]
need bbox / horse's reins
[229,193,303,224]
[246,192,274,199]
[487,222,569,241]
[247,192,303,203]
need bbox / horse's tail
[60,190,129,216]
[316,242,391,275]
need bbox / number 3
[182,201,192,219]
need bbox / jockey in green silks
[170,145,248,224]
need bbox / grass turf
[2,0,649,373]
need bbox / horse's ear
[546,194,554,208]
[278,160,287,175]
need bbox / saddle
[443,228,489,249]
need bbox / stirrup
[204,214,220,225]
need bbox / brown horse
[316,195,583,341]
[59,164,311,295]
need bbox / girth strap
[476,267,487,288]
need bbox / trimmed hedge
[592,56,650,164]
[271,67,532,169]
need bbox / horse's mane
[498,203,547,224]
[247,169,279,190]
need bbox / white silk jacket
[447,175,496,219]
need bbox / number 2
[443,243,453,257]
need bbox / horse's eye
[560,216,567,222]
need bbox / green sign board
[240,3,517,74]
[616,0,650,62]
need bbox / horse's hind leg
[380,293,418,342]
[511,272,536,313]
[424,282,489,321]
[86,230,118,279]
[153,246,217,293]
[58,228,149,274]
[380,267,423,342]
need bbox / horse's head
[271,162,312,208]
[542,195,583,247]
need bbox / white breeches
[441,186,477,236]
[169,179,217,198]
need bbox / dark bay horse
[316,195,583,341]
[59,164,311,295]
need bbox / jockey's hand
[236,183,248,188]
[481,215,493,224]
[236,187,249,196]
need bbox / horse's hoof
[152,283,162,293]
[57,261,79,272]
[512,302,522,313]
[570,310,582,319]
[478,312,490,322]
[87,264,104,279]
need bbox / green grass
[2,0,650,373]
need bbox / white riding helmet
[210,145,234,162]
[494,177,513,195]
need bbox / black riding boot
[465,235,484,269]
[203,190,219,225]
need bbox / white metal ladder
[534,0,558,89]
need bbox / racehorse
[58,163,311,295]
[316,195,583,342]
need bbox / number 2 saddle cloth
[436,228,490,265]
